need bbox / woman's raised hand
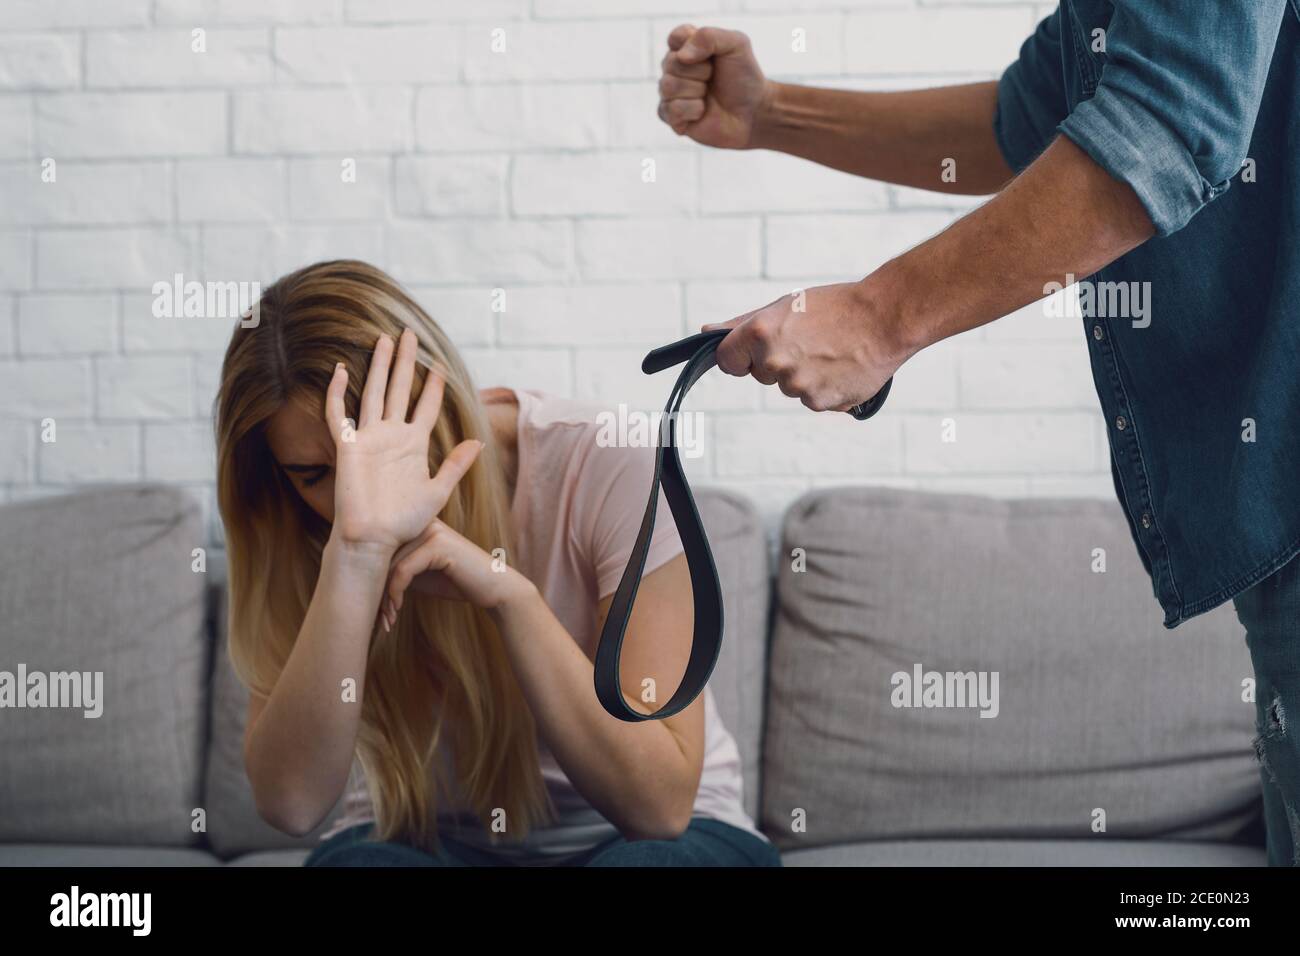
[325,328,483,557]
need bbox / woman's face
[265,399,337,524]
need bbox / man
[657,3,1300,866]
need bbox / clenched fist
[657,24,771,149]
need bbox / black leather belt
[593,329,893,722]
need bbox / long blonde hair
[214,259,552,851]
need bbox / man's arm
[751,81,1015,196]
[874,133,1154,358]
[703,133,1154,412]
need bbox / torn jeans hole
[1254,694,1300,865]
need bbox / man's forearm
[868,134,1156,361]
[752,80,1016,195]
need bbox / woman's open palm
[325,328,482,554]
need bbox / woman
[215,259,779,867]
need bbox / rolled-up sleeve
[1058,0,1290,236]
[994,11,1069,175]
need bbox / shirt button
[1141,512,1151,529]
[1092,324,1104,341]
[1115,415,1127,431]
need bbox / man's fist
[657,24,771,149]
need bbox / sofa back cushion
[203,486,772,854]
[762,487,1260,851]
[0,485,208,846]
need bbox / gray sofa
[0,483,1265,865]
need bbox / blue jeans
[1232,551,1300,866]
[303,816,783,867]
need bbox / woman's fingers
[374,591,402,633]
[387,536,447,613]
[384,327,417,421]
[359,333,395,428]
[324,362,348,444]
[388,522,434,573]
[411,366,445,432]
[387,560,415,614]
[425,439,483,513]
[381,523,437,620]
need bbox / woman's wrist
[324,532,395,574]
[488,573,542,627]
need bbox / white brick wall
[0,0,1112,541]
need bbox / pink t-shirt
[320,387,765,860]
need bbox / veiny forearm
[870,134,1156,360]
[244,537,391,834]
[753,80,1015,194]
[488,587,696,841]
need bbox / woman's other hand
[375,519,538,631]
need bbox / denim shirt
[993,1,1300,627]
